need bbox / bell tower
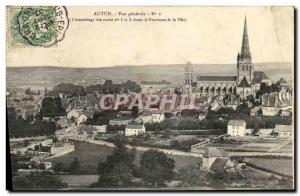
[185,61,193,86]
[237,17,254,85]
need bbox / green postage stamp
[7,6,69,47]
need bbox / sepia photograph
[6,6,295,191]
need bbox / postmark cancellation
[7,6,69,47]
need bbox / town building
[125,123,146,136]
[141,80,175,94]
[227,120,246,137]
[202,147,235,172]
[277,77,290,90]
[139,110,165,124]
[109,116,132,126]
[261,89,292,116]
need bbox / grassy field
[49,140,202,174]
[58,175,98,187]
[244,157,294,177]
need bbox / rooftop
[228,120,246,126]
[203,147,227,158]
[126,124,144,129]
[197,76,237,81]
[252,71,269,84]
[210,157,230,172]
[278,77,288,84]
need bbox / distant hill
[6,62,293,90]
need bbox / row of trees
[7,108,56,138]
[48,80,141,97]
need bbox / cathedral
[184,17,270,99]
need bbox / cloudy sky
[7,6,294,67]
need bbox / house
[141,80,175,94]
[277,77,289,89]
[93,125,107,133]
[139,114,153,124]
[258,129,273,137]
[261,90,292,116]
[77,114,88,125]
[274,124,293,138]
[226,94,240,110]
[227,120,246,137]
[151,112,165,123]
[109,117,132,126]
[279,109,292,117]
[125,123,145,136]
[202,147,235,172]
[140,110,165,123]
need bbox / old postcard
[6,6,295,191]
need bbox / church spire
[240,17,251,61]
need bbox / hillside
[7,62,293,90]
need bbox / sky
[7,6,294,67]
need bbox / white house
[151,112,165,123]
[227,120,246,137]
[125,124,145,136]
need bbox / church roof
[203,147,227,158]
[252,71,269,84]
[197,76,236,81]
[238,76,251,87]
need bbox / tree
[68,157,80,174]
[24,87,33,95]
[139,150,175,187]
[131,106,139,118]
[53,162,68,173]
[162,128,171,138]
[40,96,66,117]
[176,166,205,186]
[13,171,67,190]
[95,138,136,187]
